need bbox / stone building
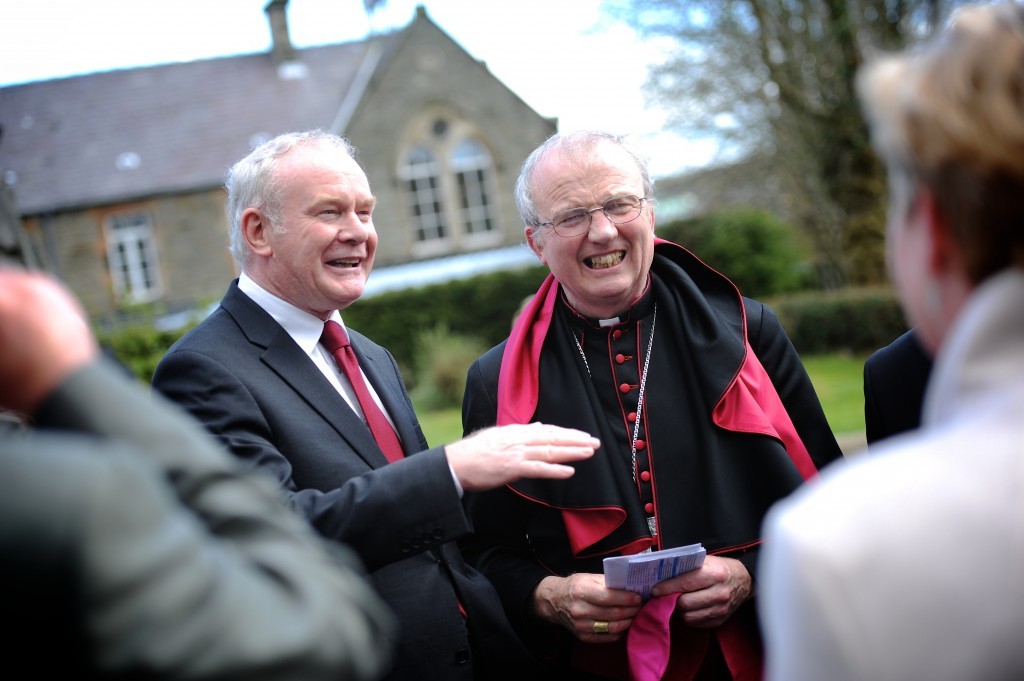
[0,2,555,321]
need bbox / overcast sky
[1,0,717,177]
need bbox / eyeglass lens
[552,195,644,235]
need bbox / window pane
[451,139,496,235]
[104,211,162,302]
[400,146,447,242]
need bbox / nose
[338,212,373,243]
[586,208,618,240]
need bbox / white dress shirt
[237,272,398,432]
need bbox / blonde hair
[857,1,1024,283]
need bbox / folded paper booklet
[603,543,706,601]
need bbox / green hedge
[342,265,549,376]
[768,287,908,355]
[97,272,907,385]
[657,209,816,297]
[97,323,192,384]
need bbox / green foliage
[344,265,548,372]
[410,325,487,410]
[769,287,908,355]
[657,209,815,297]
[97,323,189,383]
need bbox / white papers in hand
[603,543,706,600]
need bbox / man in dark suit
[1,269,393,680]
[153,130,600,681]
[863,329,933,445]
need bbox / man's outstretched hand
[446,422,599,492]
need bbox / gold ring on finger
[592,620,610,635]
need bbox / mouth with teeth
[585,251,625,269]
[327,258,361,269]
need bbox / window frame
[103,210,163,304]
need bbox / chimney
[264,0,295,64]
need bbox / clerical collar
[559,278,656,329]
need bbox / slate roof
[0,32,401,216]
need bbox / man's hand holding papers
[603,543,706,601]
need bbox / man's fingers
[524,462,577,479]
[533,444,596,463]
[518,423,600,447]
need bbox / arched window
[451,139,496,235]
[400,146,447,243]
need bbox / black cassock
[462,240,842,680]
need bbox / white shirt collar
[237,272,346,357]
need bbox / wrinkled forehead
[533,140,643,193]
[281,142,363,176]
[274,144,371,197]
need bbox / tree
[609,0,959,287]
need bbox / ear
[241,208,273,257]
[918,190,960,278]
[525,225,546,263]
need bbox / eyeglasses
[537,194,648,237]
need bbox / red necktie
[321,320,405,463]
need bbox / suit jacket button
[433,528,444,539]
[454,649,470,664]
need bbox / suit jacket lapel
[220,282,390,469]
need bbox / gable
[343,11,556,264]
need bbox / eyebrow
[556,193,638,212]
[310,193,377,210]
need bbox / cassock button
[627,412,637,423]
[612,329,623,340]
[619,383,632,394]
[644,502,655,514]
[640,470,651,482]
[454,649,470,664]
[635,439,646,450]
[615,353,626,364]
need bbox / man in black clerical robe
[461,131,842,681]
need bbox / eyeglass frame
[535,194,649,237]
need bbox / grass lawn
[800,352,869,436]
[416,352,868,448]
[417,407,465,448]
